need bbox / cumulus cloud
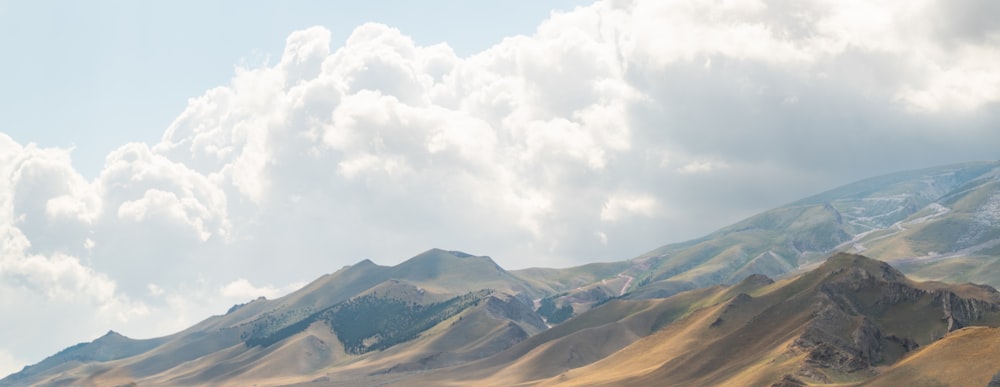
[600,193,661,223]
[0,348,24,381]
[220,278,307,300]
[0,211,149,372]
[2,0,1000,374]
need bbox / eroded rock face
[793,288,896,373]
[936,291,1000,332]
[787,256,1000,382]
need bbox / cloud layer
[2,0,999,372]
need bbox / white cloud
[678,160,731,175]
[117,189,214,241]
[601,193,661,223]
[147,283,164,297]
[0,348,25,380]
[220,278,305,300]
[895,45,1000,111]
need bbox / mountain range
[5,160,1000,386]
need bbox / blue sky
[0,1,589,177]
[1,0,999,377]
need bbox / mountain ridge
[11,253,1000,386]
[7,161,1000,386]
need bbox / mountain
[0,331,169,386]
[1,249,547,386]
[515,160,1000,317]
[636,160,1000,285]
[409,253,1000,386]
[8,161,1000,386]
[9,253,1000,386]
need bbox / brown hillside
[531,253,1000,387]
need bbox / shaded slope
[543,161,1000,309]
[489,161,1000,329]
[856,177,1000,283]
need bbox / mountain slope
[523,253,1000,386]
[639,161,1000,287]
[8,253,1000,386]
[860,326,1000,387]
[9,161,1000,386]
[535,161,1000,317]
[1,249,546,387]
[0,331,168,386]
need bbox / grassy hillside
[860,326,1000,386]
[520,254,1000,387]
[529,161,1000,314]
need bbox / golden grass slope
[860,326,1000,387]
[11,249,1000,387]
[521,254,1000,387]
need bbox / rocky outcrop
[874,282,927,305]
[788,254,1000,381]
[936,291,1000,332]
[793,297,874,373]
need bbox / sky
[1,0,999,377]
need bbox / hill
[8,252,1000,386]
[465,254,1000,386]
[0,249,547,386]
[516,161,1000,318]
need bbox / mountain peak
[403,249,498,266]
[368,249,540,298]
[95,330,129,343]
[419,248,481,259]
[102,330,123,338]
[818,253,905,283]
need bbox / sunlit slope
[1,249,548,386]
[532,254,1000,386]
[860,326,1000,387]
[442,285,734,386]
[9,252,1000,386]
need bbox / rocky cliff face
[937,290,1000,331]
[785,254,1000,382]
